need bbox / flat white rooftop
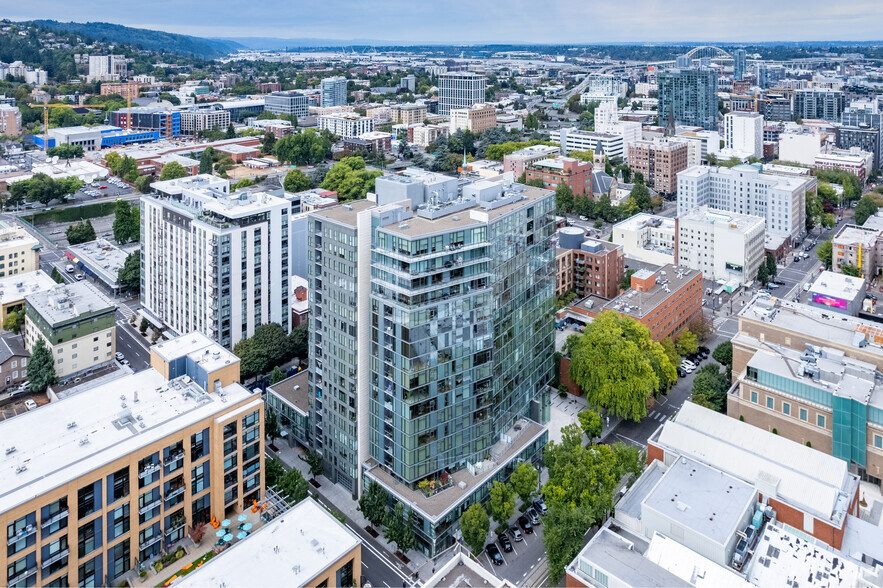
[809,270,865,301]
[151,331,239,373]
[176,498,360,588]
[0,270,56,306]
[645,533,751,588]
[613,212,675,233]
[26,281,115,325]
[0,369,254,514]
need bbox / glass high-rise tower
[657,68,718,130]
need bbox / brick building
[525,156,593,196]
[627,138,689,196]
[555,229,624,299]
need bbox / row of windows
[750,390,826,428]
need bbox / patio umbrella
[237,514,248,522]
[221,519,231,527]
[215,529,226,538]
[223,533,233,542]
[236,531,247,540]
[242,523,253,531]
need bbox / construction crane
[28,102,106,150]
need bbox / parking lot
[0,392,49,422]
[73,177,134,201]
[479,508,551,586]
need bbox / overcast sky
[9,0,883,43]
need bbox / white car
[115,352,125,361]
[681,360,697,369]
[680,364,694,374]
[578,216,588,221]
[75,273,85,281]
[120,359,130,366]
[24,399,37,411]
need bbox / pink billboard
[812,292,848,310]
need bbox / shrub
[739,415,744,421]
[154,562,163,572]
[806,441,812,447]
[139,571,147,579]
[772,428,778,435]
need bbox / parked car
[527,507,541,526]
[498,532,512,552]
[75,273,84,281]
[698,346,710,355]
[681,359,697,369]
[24,399,37,411]
[65,264,75,273]
[677,367,687,378]
[115,352,125,361]
[486,543,503,566]
[120,359,130,366]
[767,283,779,290]
[532,497,548,515]
[680,364,694,374]
[518,515,533,534]
[509,526,523,542]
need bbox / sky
[8,0,883,44]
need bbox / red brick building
[627,138,689,196]
[525,156,593,195]
[555,232,624,300]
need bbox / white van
[803,282,812,292]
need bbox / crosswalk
[646,410,669,422]
[117,305,135,321]
[713,317,728,329]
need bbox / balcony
[7,566,36,585]
[164,451,185,467]
[41,548,69,569]
[7,524,36,545]
[41,510,69,530]
[164,486,185,503]
[139,535,162,551]
[139,462,161,479]
[139,499,162,515]
[165,520,187,537]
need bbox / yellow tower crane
[28,102,106,150]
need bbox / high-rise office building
[320,77,348,108]
[437,72,486,116]
[840,107,883,169]
[0,332,263,587]
[265,92,310,119]
[308,172,554,554]
[141,175,291,349]
[733,49,747,81]
[792,89,846,122]
[657,68,718,130]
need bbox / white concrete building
[554,128,624,161]
[611,213,676,266]
[437,72,486,116]
[179,108,231,136]
[586,73,623,97]
[677,206,765,286]
[778,131,823,166]
[141,175,291,348]
[317,112,374,139]
[675,129,721,164]
[87,54,126,82]
[677,164,808,239]
[724,112,764,159]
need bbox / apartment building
[677,164,808,239]
[87,55,126,82]
[411,124,448,148]
[793,88,846,122]
[502,145,560,176]
[309,173,554,555]
[0,270,56,324]
[0,332,263,587]
[141,175,290,349]
[317,113,374,139]
[724,111,764,158]
[676,206,765,286]
[627,138,689,196]
[391,103,427,124]
[728,295,883,489]
[657,68,718,130]
[24,282,116,378]
[554,129,624,162]
[611,213,676,266]
[815,147,874,186]
[110,107,181,139]
[264,92,310,119]
[830,223,880,276]
[585,73,622,97]
[0,223,40,276]
[320,76,348,108]
[449,103,496,134]
[0,103,22,137]
[437,72,486,116]
[778,131,824,166]
[179,109,231,136]
[555,228,624,299]
[99,81,140,100]
[525,156,593,195]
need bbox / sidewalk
[270,442,433,577]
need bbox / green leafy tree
[383,503,415,554]
[358,481,388,529]
[277,468,309,504]
[261,131,276,155]
[841,263,861,277]
[225,124,236,139]
[139,318,149,335]
[459,503,490,555]
[50,267,64,284]
[855,195,880,225]
[289,325,308,360]
[199,148,214,174]
[488,481,516,528]
[233,322,293,380]
[817,239,833,270]
[661,337,680,367]
[134,175,152,194]
[66,220,96,245]
[628,182,652,210]
[160,161,188,181]
[713,341,733,378]
[568,311,675,421]
[274,129,333,165]
[265,406,280,442]
[756,262,770,286]
[283,169,311,193]
[675,329,698,355]
[509,461,539,505]
[765,252,777,279]
[300,449,324,478]
[3,310,24,334]
[265,457,285,488]
[691,364,729,412]
[117,250,141,293]
[610,442,644,481]
[47,144,84,159]
[112,200,139,244]
[555,183,574,215]
[269,366,286,384]
[320,157,382,202]
[577,409,603,441]
[28,338,57,392]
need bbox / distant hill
[217,37,395,51]
[31,20,244,58]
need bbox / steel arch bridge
[683,45,734,62]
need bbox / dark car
[677,367,687,378]
[698,346,710,355]
[532,497,548,515]
[486,543,504,566]
[697,349,709,359]
[518,515,533,534]
[509,525,523,542]
[498,532,512,552]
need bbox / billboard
[812,292,848,310]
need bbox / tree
[50,267,64,284]
[384,503,415,554]
[160,161,187,181]
[3,310,24,334]
[555,183,574,215]
[66,220,96,245]
[568,311,676,421]
[117,251,141,293]
[134,175,152,194]
[274,130,333,166]
[713,341,733,379]
[855,195,880,225]
[358,481,388,529]
[277,468,309,504]
[577,409,603,442]
[691,364,729,412]
[300,449,324,478]
[265,406,280,443]
[620,269,636,290]
[688,316,713,343]
[320,157,382,202]
[308,163,330,188]
[265,457,285,488]
[198,148,214,174]
[817,239,833,270]
[270,366,286,385]
[841,263,861,277]
[675,329,698,355]
[283,169,310,193]
[233,322,293,381]
[28,338,57,392]
[139,318,149,335]
[459,503,490,555]
[756,262,770,286]
[628,182,652,210]
[225,124,236,139]
[113,200,139,244]
[47,144,84,159]
[289,325,308,361]
[488,482,516,528]
[510,461,539,505]
[765,252,777,279]
[661,337,680,368]
[261,131,276,155]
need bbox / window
[223,438,237,456]
[109,539,130,580]
[7,552,36,587]
[800,408,808,422]
[876,435,883,449]
[7,513,36,557]
[223,422,237,440]
[191,429,208,462]
[223,455,237,472]
[336,559,354,588]
[107,505,129,541]
[192,463,209,495]
[77,519,100,558]
[78,555,98,587]
[766,397,774,410]
[817,414,826,428]
[242,410,259,430]
[783,402,790,416]
[42,536,69,577]
[41,498,68,538]
[108,467,129,504]
[750,391,758,404]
